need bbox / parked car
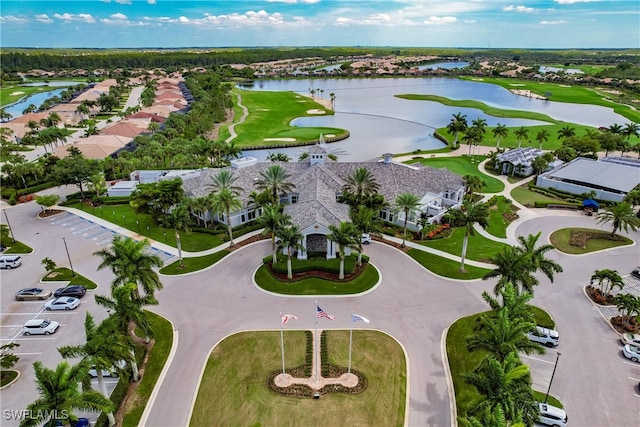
[0,255,22,269]
[15,287,53,301]
[22,319,59,335]
[622,344,640,362]
[621,333,640,347]
[631,266,640,279]
[538,402,568,427]
[527,326,559,348]
[361,233,372,244]
[44,296,80,311]
[54,285,87,299]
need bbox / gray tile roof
[545,157,640,193]
[496,147,543,167]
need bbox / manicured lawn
[190,330,405,427]
[42,267,98,290]
[407,156,505,193]
[447,310,561,418]
[254,263,379,295]
[510,185,563,208]
[1,225,34,254]
[159,250,230,275]
[68,204,225,251]
[393,145,452,157]
[405,249,490,280]
[419,227,508,263]
[0,370,19,387]
[232,89,348,148]
[485,196,519,239]
[549,228,633,254]
[122,311,174,427]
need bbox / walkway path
[225,92,249,143]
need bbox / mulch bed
[263,261,369,283]
[37,209,64,219]
[227,234,268,252]
[585,285,615,305]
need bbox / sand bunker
[510,89,546,100]
[509,83,526,87]
[264,138,296,142]
[257,108,270,111]
[324,134,336,137]
[10,91,25,96]
[306,109,326,115]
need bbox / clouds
[503,5,535,13]
[53,13,96,24]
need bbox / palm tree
[209,188,242,246]
[463,174,485,197]
[557,125,576,141]
[446,113,468,149]
[614,293,640,330]
[514,126,529,149]
[448,199,489,272]
[393,192,421,247]
[93,235,163,297]
[596,202,640,237]
[162,204,192,267]
[58,313,131,426]
[515,232,563,288]
[591,269,625,296]
[481,282,535,324]
[257,205,291,265]
[329,92,336,111]
[342,166,380,206]
[535,129,550,150]
[0,108,12,123]
[266,152,291,162]
[207,169,241,195]
[275,225,304,279]
[95,283,158,382]
[622,122,639,142]
[254,164,295,205]
[463,127,482,158]
[21,360,113,427]
[492,123,508,149]
[467,308,543,362]
[349,205,380,266]
[327,221,359,279]
[463,352,538,427]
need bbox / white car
[527,326,559,348]
[361,233,372,244]
[23,319,59,335]
[44,296,80,311]
[538,402,568,427]
[620,333,640,347]
[622,344,640,362]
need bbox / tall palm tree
[327,221,359,279]
[591,269,625,296]
[0,108,12,123]
[557,125,576,141]
[492,123,508,149]
[275,225,304,279]
[622,122,639,142]
[393,192,421,247]
[349,205,380,266]
[447,113,468,149]
[596,201,640,237]
[515,232,563,287]
[257,205,291,265]
[207,169,241,195]
[93,235,163,297]
[58,313,131,427]
[209,187,242,246]
[466,308,543,362]
[463,352,538,427]
[481,282,535,324]
[162,204,191,267]
[514,126,529,149]
[463,174,485,197]
[254,164,295,205]
[608,123,623,135]
[21,360,113,427]
[535,129,550,150]
[448,199,489,272]
[95,283,158,382]
[342,166,380,206]
[614,293,640,329]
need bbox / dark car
[632,267,640,280]
[54,285,87,299]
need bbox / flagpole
[314,300,318,384]
[280,313,286,385]
[348,311,353,376]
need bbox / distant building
[536,157,640,202]
[494,147,546,177]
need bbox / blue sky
[0,1,637,49]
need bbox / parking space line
[520,354,555,364]
[2,337,56,341]
[629,376,640,381]
[14,352,43,356]
[622,360,640,367]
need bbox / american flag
[281,314,298,326]
[316,305,335,320]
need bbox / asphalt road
[2,201,640,427]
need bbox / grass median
[159,250,230,275]
[549,227,633,254]
[405,249,490,280]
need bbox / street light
[3,210,15,243]
[544,352,561,403]
[136,220,140,233]
[62,237,75,277]
[146,225,150,237]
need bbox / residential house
[494,147,545,177]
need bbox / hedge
[262,254,368,276]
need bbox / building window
[247,208,256,221]
[291,194,299,204]
[241,213,246,223]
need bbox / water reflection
[4,89,65,118]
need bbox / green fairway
[407,156,505,193]
[190,330,406,427]
[232,89,348,148]
[419,227,508,262]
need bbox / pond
[4,89,66,118]
[240,77,629,161]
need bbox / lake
[240,77,629,161]
[4,89,66,118]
